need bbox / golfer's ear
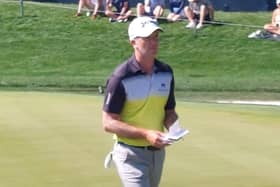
[130,39,136,46]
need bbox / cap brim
[129,27,162,41]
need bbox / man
[102,16,178,187]
[136,0,165,20]
[105,0,132,22]
[185,0,214,29]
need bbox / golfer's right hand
[145,130,168,148]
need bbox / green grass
[0,91,279,187]
[1,1,280,100]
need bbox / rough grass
[1,1,280,100]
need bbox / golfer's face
[135,31,160,57]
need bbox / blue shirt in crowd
[169,0,185,14]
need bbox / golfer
[102,16,179,187]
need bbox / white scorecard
[161,120,189,144]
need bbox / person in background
[264,0,280,35]
[137,0,165,20]
[105,0,132,22]
[185,0,214,29]
[75,0,101,19]
[167,0,187,22]
[102,16,179,187]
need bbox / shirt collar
[129,54,159,74]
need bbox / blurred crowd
[75,0,214,29]
[75,0,280,35]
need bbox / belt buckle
[146,146,160,151]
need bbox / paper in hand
[161,120,189,144]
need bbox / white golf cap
[277,0,280,4]
[128,16,163,41]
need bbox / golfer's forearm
[102,112,147,139]
[164,109,178,129]
[106,121,147,139]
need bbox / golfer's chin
[149,49,158,57]
[138,48,158,58]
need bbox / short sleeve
[103,75,126,114]
[165,73,176,110]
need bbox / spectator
[76,0,101,19]
[185,0,214,29]
[137,0,165,20]
[264,0,280,35]
[167,0,187,22]
[105,0,132,22]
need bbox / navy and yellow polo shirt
[103,55,176,146]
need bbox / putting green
[0,91,279,187]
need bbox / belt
[118,142,161,151]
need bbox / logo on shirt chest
[157,82,169,92]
